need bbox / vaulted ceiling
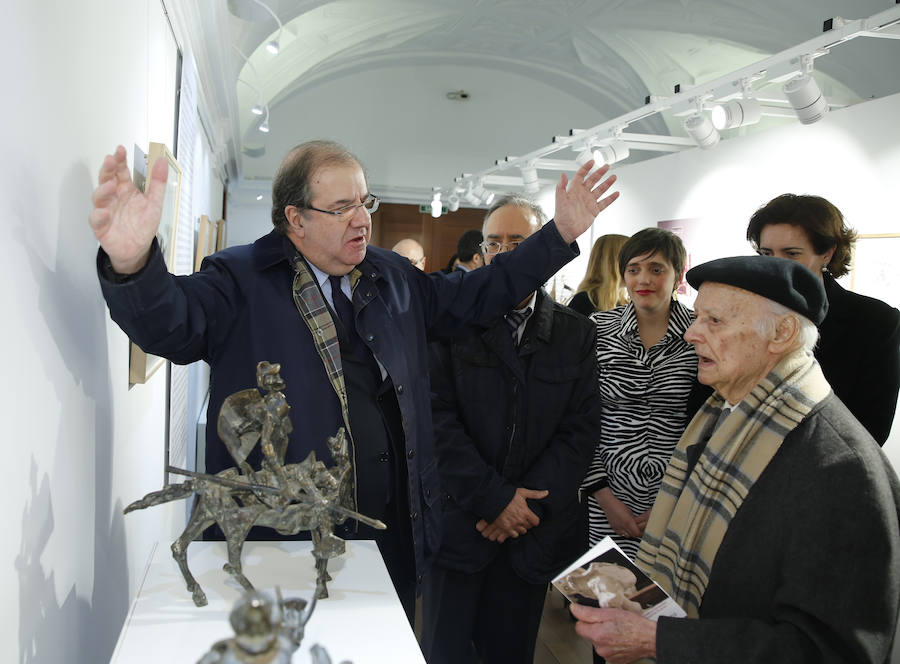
[173,0,900,203]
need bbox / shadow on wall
[14,162,129,663]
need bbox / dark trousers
[421,549,547,664]
[373,495,417,624]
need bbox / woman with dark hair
[582,228,699,561]
[568,234,630,316]
[747,193,900,445]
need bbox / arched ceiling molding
[235,1,452,137]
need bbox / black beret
[686,255,828,325]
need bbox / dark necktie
[505,307,532,344]
[329,275,381,379]
[329,275,359,345]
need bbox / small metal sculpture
[196,587,349,664]
[124,361,385,606]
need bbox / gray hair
[270,140,364,234]
[483,194,548,233]
[755,299,819,353]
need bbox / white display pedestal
[110,540,424,663]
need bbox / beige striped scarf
[635,348,831,619]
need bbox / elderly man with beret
[572,255,900,664]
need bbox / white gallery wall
[0,2,220,663]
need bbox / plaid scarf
[635,348,831,619]
[289,253,362,510]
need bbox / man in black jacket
[421,195,603,664]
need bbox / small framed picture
[129,143,181,385]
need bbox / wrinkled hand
[594,488,642,539]
[553,161,619,244]
[476,487,548,542]
[89,145,169,274]
[570,604,657,664]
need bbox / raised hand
[554,160,619,244]
[89,145,169,274]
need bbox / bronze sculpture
[195,587,349,663]
[124,361,385,606]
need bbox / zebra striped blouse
[583,300,698,558]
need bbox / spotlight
[251,103,264,116]
[250,0,283,56]
[472,183,495,206]
[521,166,540,194]
[683,113,720,149]
[258,106,270,133]
[575,147,601,168]
[711,99,762,130]
[431,193,442,219]
[256,194,264,201]
[595,140,630,165]
[447,194,460,212]
[783,74,828,125]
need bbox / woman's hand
[593,487,642,538]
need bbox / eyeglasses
[480,240,524,255]
[305,194,379,220]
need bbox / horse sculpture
[124,361,384,607]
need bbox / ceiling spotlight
[251,0,283,55]
[683,113,720,149]
[595,140,630,165]
[711,98,762,130]
[251,103,264,116]
[431,193,442,219]
[472,183,495,206]
[447,194,460,212]
[256,194,264,201]
[258,121,270,133]
[521,166,540,194]
[575,146,601,168]
[783,74,828,125]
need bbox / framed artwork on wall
[129,142,182,385]
[194,214,215,272]
[149,142,183,270]
[215,218,226,251]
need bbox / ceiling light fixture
[521,165,540,194]
[431,192,442,218]
[447,193,461,212]
[683,110,720,149]
[258,106,270,133]
[471,183,495,206]
[595,140,630,165]
[783,73,828,125]
[711,98,763,130]
[249,0,283,55]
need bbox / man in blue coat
[89,140,618,619]
[421,195,602,663]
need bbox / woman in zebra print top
[582,228,699,560]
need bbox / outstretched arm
[89,145,168,274]
[554,161,619,244]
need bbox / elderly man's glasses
[480,240,524,255]
[306,194,380,219]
